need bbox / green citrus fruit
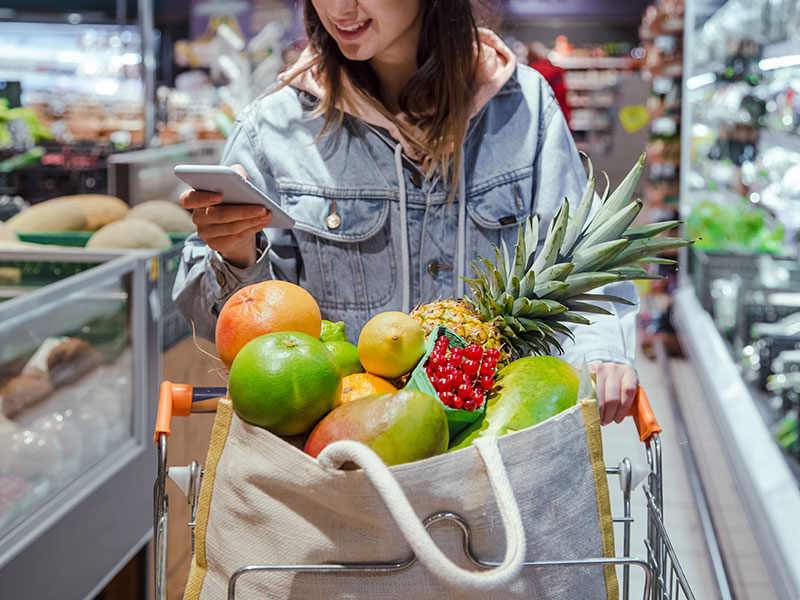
[228,331,342,435]
[320,320,348,342]
[324,341,365,376]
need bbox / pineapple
[410,154,692,361]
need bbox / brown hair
[281,0,485,192]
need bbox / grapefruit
[324,341,364,376]
[228,331,342,435]
[216,281,321,368]
[357,312,425,379]
[340,373,397,404]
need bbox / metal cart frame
[153,382,695,600]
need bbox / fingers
[589,362,639,426]
[614,368,639,424]
[180,188,221,210]
[230,164,249,180]
[194,204,269,226]
[204,222,267,254]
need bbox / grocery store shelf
[672,286,800,600]
[567,81,619,91]
[551,56,635,70]
[760,128,800,155]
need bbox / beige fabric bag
[184,398,617,600]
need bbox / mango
[304,389,448,466]
[450,356,579,450]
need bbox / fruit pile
[424,338,499,412]
[212,154,692,467]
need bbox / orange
[340,373,397,404]
[228,331,342,435]
[216,281,321,368]
[357,312,425,379]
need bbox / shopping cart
[153,381,695,600]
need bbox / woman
[174,0,639,425]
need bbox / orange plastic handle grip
[627,386,662,443]
[153,381,193,443]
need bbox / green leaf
[571,293,635,306]
[563,175,595,253]
[551,272,622,298]
[537,262,575,283]
[534,280,570,299]
[624,220,682,240]
[553,311,592,325]
[532,200,569,273]
[606,236,693,269]
[573,200,643,252]
[563,300,614,315]
[571,239,629,273]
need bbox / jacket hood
[282,28,516,161]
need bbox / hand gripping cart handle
[153,383,696,600]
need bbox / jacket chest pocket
[465,174,534,270]
[280,189,397,314]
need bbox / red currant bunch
[423,336,500,411]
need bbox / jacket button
[410,171,423,189]
[427,260,452,278]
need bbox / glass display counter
[0,249,160,599]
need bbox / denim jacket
[173,65,639,367]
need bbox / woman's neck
[368,11,423,115]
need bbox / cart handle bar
[153,382,661,444]
[153,381,225,442]
[629,386,661,443]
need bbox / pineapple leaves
[537,262,575,284]
[571,239,628,273]
[624,220,682,240]
[610,266,666,281]
[563,175,596,253]
[573,200,643,253]
[534,280,570,299]
[584,153,645,237]
[606,236,692,269]
[571,293,635,306]
[532,200,569,274]
[553,311,593,325]
[563,301,614,316]
[552,272,622,298]
[513,297,567,317]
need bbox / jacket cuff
[206,232,271,299]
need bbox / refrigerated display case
[0,249,160,599]
[675,1,800,597]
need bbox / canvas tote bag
[183,398,618,600]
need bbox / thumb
[230,163,249,180]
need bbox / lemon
[357,312,425,379]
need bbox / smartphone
[174,164,295,229]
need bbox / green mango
[305,390,448,466]
[450,356,579,450]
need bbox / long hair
[282,1,483,191]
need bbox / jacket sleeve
[171,108,301,341]
[532,93,640,368]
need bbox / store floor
[603,348,780,599]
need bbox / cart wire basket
[153,382,696,600]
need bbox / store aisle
[601,353,719,599]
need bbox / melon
[48,194,129,231]
[7,201,88,233]
[128,200,195,233]
[86,218,172,250]
[0,221,18,243]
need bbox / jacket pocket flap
[466,184,528,230]
[280,191,390,242]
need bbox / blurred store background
[1,1,799,599]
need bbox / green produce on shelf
[0,99,52,143]
[774,413,798,452]
[686,200,785,254]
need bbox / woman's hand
[588,362,639,425]
[179,164,272,268]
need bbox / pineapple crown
[462,153,693,358]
